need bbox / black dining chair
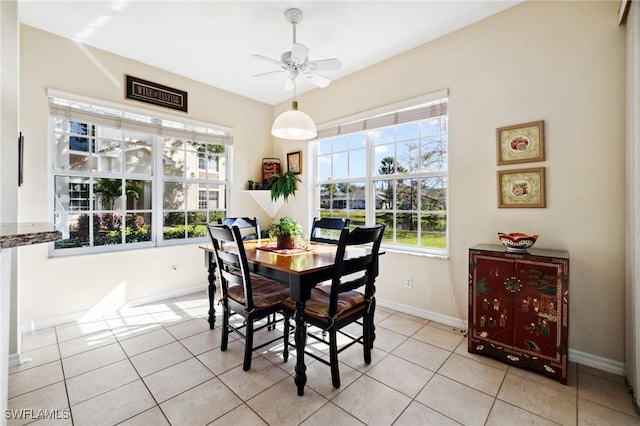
[282,224,385,388]
[206,224,289,371]
[309,217,350,244]
[219,216,260,240]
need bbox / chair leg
[221,305,229,351]
[243,318,254,371]
[267,312,273,331]
[283,312,290,362]
[369,298,377,348]
[329,328,340,388]
[363,313,372,364]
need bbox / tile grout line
[13,296,640,426]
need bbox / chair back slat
[338,275,369,293]
[310,217,350,244]
[219,217,260,240]
[327,224,385,318]
[346,226,382,246]
[219,268,243,287]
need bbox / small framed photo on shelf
[496,120,545,165]
[497,167,546,208]
[262,158,281,184]
[287,151,302,175]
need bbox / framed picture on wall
[287,151,302,175]
[497,167,546,208]
[496,120,545,165]
[262,158,281,184]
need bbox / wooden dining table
[200,239,375,396]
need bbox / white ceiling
[18,0,521,105]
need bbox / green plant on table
[267,217,304,249]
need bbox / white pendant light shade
[271,101,317,140]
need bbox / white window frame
[312,90,449,256]
[48,90,233,256]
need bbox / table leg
[294,300,307,396]
[206,251,216,329]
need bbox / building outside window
[314,93,448,254]
[50,94,231,254]
[162,138,226,240]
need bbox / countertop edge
[0,222,62,249]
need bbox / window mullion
[154,135,163,245]
[366,132,374,226]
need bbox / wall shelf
[243,190,284,219]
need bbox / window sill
[382,245,449,260]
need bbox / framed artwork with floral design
[497,167,546,208]
[496,120,545,165]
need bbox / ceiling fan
[252,8,341,90]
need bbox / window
[198,189,219,210]
[198,156,219,172]
[50,93,232,254]
[161,139,227,240]
[314,93,448,254]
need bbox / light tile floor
[7,291,640,426]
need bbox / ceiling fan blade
[251,54,284,68]
[291,43,309,63]
[303,72,331,88]
[309,58,342,72]
[252,70,286,78]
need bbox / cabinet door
[471,254,515,348]
[512,259,564,360]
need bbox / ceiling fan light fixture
[271,100,317,140]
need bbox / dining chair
[282,224,385,388]
[206,224,289,371]
[309,217,350,244]
[219,216,261,240]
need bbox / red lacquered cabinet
[468,244,569,384]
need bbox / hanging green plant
[268,170,301,202]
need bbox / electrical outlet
[404,276,413,289]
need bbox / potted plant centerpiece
[267,217,303,249]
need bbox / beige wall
[17,25,274,324]
[276,1,626,364]
[15,0,627,367]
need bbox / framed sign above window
[125,75,188,112]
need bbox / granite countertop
[0,222,62,249]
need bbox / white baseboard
[8,353,20,368]
[20,284,207,334]
[377,298,468,329]
[569,348,626,376]
[376,297,626,376]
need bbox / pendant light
[271,75,317,140]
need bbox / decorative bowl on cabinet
[497,232,538,252]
